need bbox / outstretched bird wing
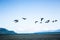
[22,18,26,20]
[52,20,58,23]
[35,21,38,24]
[41,18,44,21]
[14,20,19,23]
[45,20,50,23]
[55,20,58,22]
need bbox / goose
[22,18,26,20]
[14,20,19,23]
[35,21,38,24]
[45,20,50,23]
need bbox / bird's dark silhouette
[55,20,58,22]
[45,20,50,23]
[22,18,26,20]
[40,18,44,23]
[14,20,19,23]
[52,20,55,23]
[52,20,58,23]
[35,21,38,24]
[41,18,44,21]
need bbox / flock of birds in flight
[14,18,58,24]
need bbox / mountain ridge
[0,28,16,34]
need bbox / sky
[0,0,60,33]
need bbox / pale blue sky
[0,0,60,33]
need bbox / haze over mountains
[34,29,60,34]
[0,28,60,34]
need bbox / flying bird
[22,18,26,20]
[14,20,19,23]
[41,18,44,21]
[45,20,50,23]
[55,20,58,22]
[35,21,38,24]
[52,21,55,23]
[40,18,44,23]
[52,20,58,23]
